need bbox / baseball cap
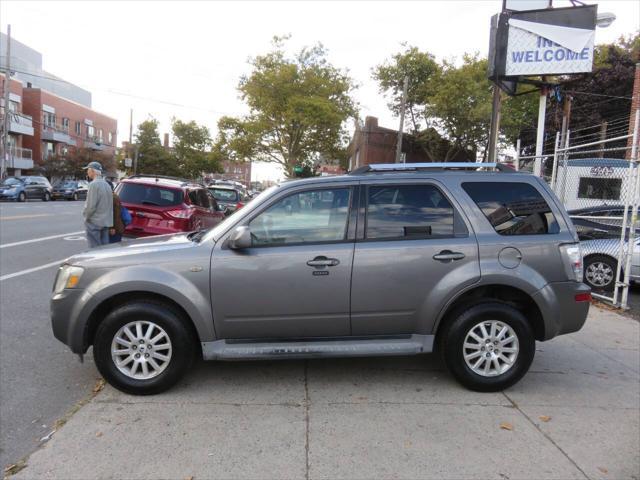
[82,161,103,172]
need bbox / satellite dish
[596,12,616,28]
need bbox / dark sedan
[52,180,89,201]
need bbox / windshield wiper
[141,200,161,206]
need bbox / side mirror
[228,226,252,250]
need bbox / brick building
[208,160,252,187]
[347,116,474,170]
[1,34,116,177]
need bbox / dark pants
[109,233,123,243]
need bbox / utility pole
[395,76,409,163]
[1,25,11,180]
[597,121,607,158]
[534,82,548,177]
[559,94,572,151]
[487,85,502,163]
[129,109,133,144]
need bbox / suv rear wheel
[93,301,197,395]
[440,302,535,392]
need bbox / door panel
[210,185,355,339]
[211,243,354,338]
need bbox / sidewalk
[7,306,640,480]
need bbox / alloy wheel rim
[586,262,613,287]
[463,320,519,377]
[111,321,173,380]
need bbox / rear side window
[116,183,182,206]
[462,182,559,235]
[366,184,455,240]
[210,188,239,202]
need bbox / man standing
[82,161,113,248]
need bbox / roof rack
[127,174,204,186]
[348,162,515,175]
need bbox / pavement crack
[304,360,310,480]
[501,391,591,480]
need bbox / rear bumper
[532,281,591,340]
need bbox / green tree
[134,119,179,176]
[372,44,440,133]
[171,119,221,179]
[41,147,115,180]
[214,36,358,178]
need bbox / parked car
[207,185,246,214]
[51,162,590,395]
[52,180,89,201]
[569,205,638,240]
[581,236,640,292]
[115,175,226,237]
[0,176,53,202]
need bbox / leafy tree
[171,119,221,179]
[214,36,358,178]
[372,44,440,133]
[41,147,114,180]
[134,119,179,176]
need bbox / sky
[1,0,638,181]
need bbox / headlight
[5,187,16,193]
[53,265,84,294]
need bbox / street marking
[63,235,85,241]
[0,214,50,220]
[0,259,65,282]
[0,231,84,249]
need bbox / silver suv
[51,163,590,395]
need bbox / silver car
[581,236,640,291]
[51,163,590,395]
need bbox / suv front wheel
[440,302,535,392]
[93,301,197,395]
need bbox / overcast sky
[2,0,638,181]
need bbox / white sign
[505,19,594,75]
[124,158,133,167]
[505,0,550,11]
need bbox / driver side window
[249,188,351,246]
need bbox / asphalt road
[0,199,638,471]
[0,200,96,470]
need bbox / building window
[578,177,622,201]
[98,128,103,142]
[43,112,56,128]
[108,132,113,144]
[86,125,95,139]
[75,121,81,135]
[62,118,70,132]
[9,100,18,112]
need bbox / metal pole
[550,131,560,190]
[1,25,11,180]
[134,144,139,175]
[534,86,547,177]
[514,138,520,171]
[559,95,572,153]
[487,85,502,163]
[129,108,133,144]
[395,76,408,163]
[619,108,640,309]
[598,121,607,158]
[559,130,571,204]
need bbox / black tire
[73,192,78,201]
[93,301,197,395]
[440,302,535,392]
[583,254,619,293]
[43,192,51,202]
[18,192,26,202]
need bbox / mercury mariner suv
[51,163,590,395]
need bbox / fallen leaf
[93,378,106,394]
[597,467,608,474]
[96,432,103,438]
[499,422,513,431]
[4,462,27,476]
[539,415,551,422]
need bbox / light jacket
[83,176,114,227]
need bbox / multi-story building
[208,159,252,187]
[0,73,35,175]
[1,33,116,176]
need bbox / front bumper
[51,288,93,354]
[52,192,74,199]
[532,281,591,340]
[0,193,18,201]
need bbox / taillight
[559,244,583,282]
[166,208,193,219]
[236,202,244,210]
[575,293,591,302]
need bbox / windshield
[116,183,183,206]
[209,188,239,202]
[2,178,23,186]
[56,181,78,188]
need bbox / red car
[116,175,226,237]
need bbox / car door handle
[433,250,466,262]
[307,256,340,267]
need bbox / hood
[67,232,200,266]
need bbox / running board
[201,335,434,361]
